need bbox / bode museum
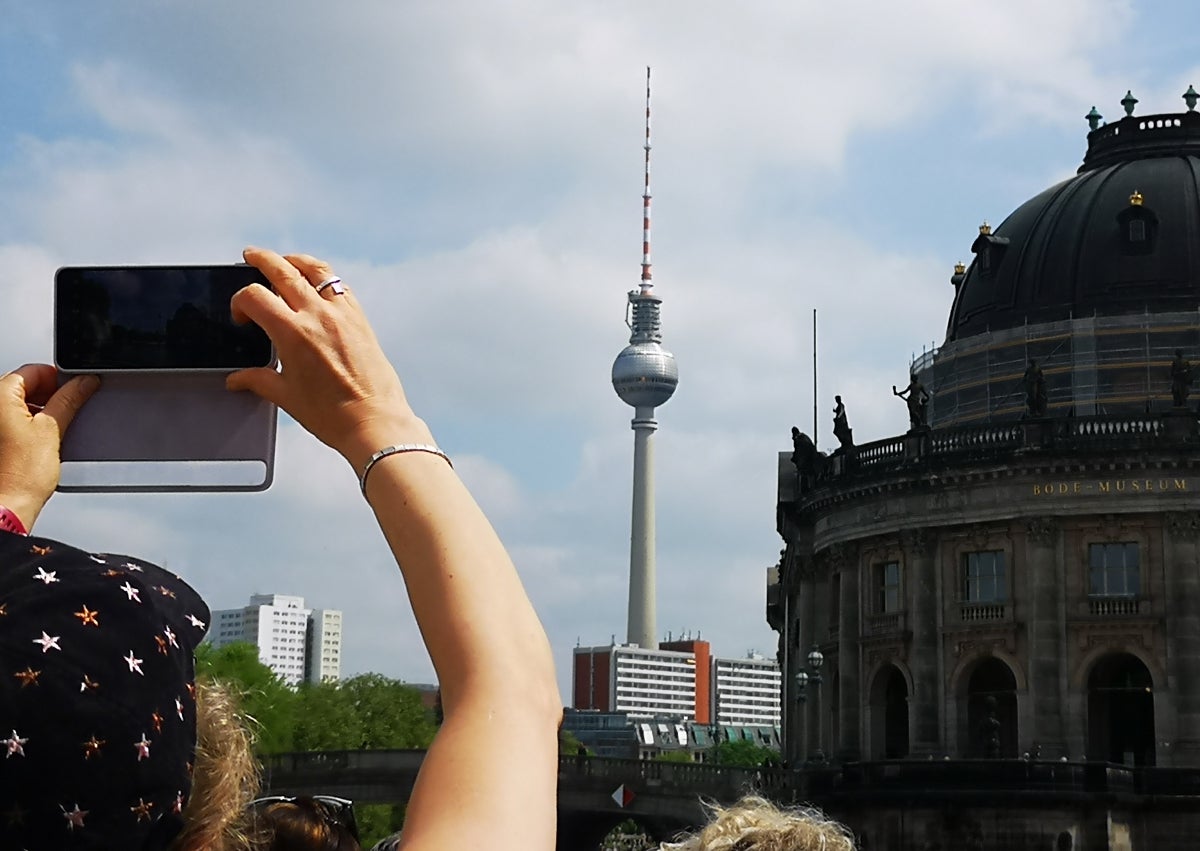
[769,90,1200,849]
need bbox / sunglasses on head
[250,795,360,842]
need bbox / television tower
[611,67,679,649]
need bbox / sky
[2,1,1198,702]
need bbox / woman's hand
[0,365,98,530]
[227,247,433,470]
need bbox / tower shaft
[626,407,658,649]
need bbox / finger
[243,246,315,312]
[38,374,100,435]
[230,283,298,340]
[4,364,58,407]
[285,253,360,309]
[226,366,286,406]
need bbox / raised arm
[228,248,560,851]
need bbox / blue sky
[2,1,1197,699]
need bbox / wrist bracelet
[359,444,453,497]
[0,506,29,536]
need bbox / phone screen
[55,265,274,371]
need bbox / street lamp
[794,645,825,762]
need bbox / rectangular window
[962,551,1006,603]
[876,562,901,612]
[1089,542,1140,597]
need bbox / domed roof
[945,103,1200,343]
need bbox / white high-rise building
[711,654,782,727]
[306,609,343,684]
[209,594,342,686]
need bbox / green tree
[559,728,589,756]
[716,738,777,767]
[292,681,364,751]
[653,750,695,763]
[338,673,437,749]
[195,641,297,754]
[356,803,406,848]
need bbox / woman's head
[662,796,856,851]
[0,533,212,850]
[250,796,362,851]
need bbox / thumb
[227,367,285,405]
[39,374,100,435]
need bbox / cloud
[0,0,1176,702]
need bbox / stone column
[1025,517,1068,758]
[1164,512,1200,763]
[835,545,861,760]
[904,528,940,754]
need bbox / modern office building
[574,639,782,728]
[710,653,782,728]
[209,594,342,686]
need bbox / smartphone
[55,265,274,372]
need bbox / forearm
[357,429,558,713]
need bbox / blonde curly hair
[171,678,263,851]
[661,796,856,851]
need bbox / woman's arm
[228,248,560,851]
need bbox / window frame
[961,550,1007,604]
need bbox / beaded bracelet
[359,444,453,497]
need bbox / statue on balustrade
[832,395,854,453]
[790,426,826,492]
[1024,359,1048,417]
[1171,349,1192,408]
[893,374,930,431]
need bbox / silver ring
[315,276,346,296]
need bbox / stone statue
[1171,349,1192,408]
[893,374,930,430]
[790,427,825,491]
[832,395,854,451]
[1024,359,1048,417]
[978,696,1001,759]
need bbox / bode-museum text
[1032,479,1189,496]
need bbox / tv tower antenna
[611,67,679,650]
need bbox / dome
[946,109,1200,343]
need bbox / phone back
[58,373,277,493]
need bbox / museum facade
[770,94,1200,778]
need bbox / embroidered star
[122,561,143,572]
[30,544,50,556]
[130,798,154,822]
[164,626,178,648]
[61,803,88,830]
[154,635,169,655]
[101,568,124,578]
[80,673,99,693]
[3,730,27,758]
[175,697,185,721]
[124,651,144,675]
[186,613,206,629]
[89,554,106,564]
[33,567,58,585]
[157,585,176,599]
[82,736,105,759]
[13,667,40,688]
[173,791,184,814]
[151,711,163,733]
[186,681,196,699]
[120,582,141,603]
[134,733,151,761]
[0,602,8,617]
[32,631,61,653]
[74,605,100,627]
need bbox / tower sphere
[612,342,678,409]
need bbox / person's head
[835,395,842,403]
[250,796,362,851]
[662,796,856,851]
[0,532,218,850]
